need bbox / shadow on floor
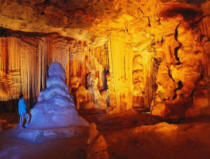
[80,109,210,132]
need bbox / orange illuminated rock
[87,123,109,159]
[151,103,169,118]
[0,0,209,119]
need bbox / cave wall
[104,1,210,117]
[0,0,209,118]
[185,1,210,118]
[0,36,46,111]
[0,34,109,112]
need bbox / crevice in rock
[172,80,183,99]
[138,8,144,15]
[174,22,182,65]
[166,65,184,100]
[147,16,151,27]
[167,66,175,82]
[161,37,164,44]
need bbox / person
[18,94,30,128]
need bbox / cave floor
[0,110,210,159]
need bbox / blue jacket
[18,98,27,115]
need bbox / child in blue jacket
[18,94,30,128]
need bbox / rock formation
[87,123,109,159]
[16,62,88,142]
[0,0,209,119]
[28,62,88,128]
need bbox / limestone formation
[0,0,209,119]
[28,62,88,128]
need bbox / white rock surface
[28,62,89,129]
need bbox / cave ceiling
[0,0,209,46]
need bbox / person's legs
[19,115,23,128]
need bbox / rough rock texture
[0,0,209,118]
[29,62,88,128]
[15,62,89,142]
[0,0,207,44]
[87,123,109,159]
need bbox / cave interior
[0,0,210,159]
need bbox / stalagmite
[16,62,88,142]
[29,62,88,128]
